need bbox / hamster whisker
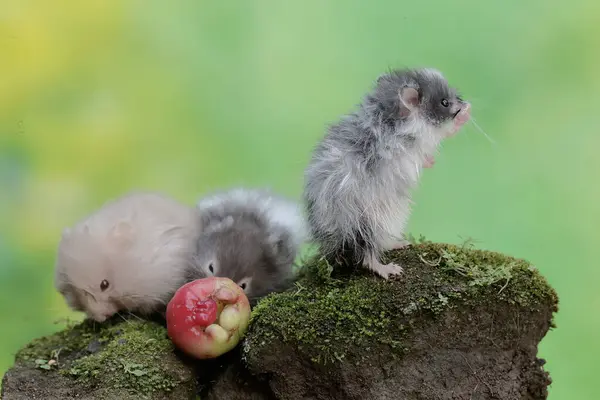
[121,292,162,300]
[469,118,496,146]
[116,312,132,325]
[81,289,97,301]
[120,293,168,305]
[126,311,145,321]
[464,97,486,109]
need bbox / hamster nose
[93,314,107,322]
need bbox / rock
[1,242,558,400]
[242,242,558,399]
[1,318,196,399]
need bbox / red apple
[166,277,251,359]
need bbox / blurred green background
[1,0,598,398]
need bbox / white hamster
[54,191,200,322]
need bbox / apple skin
[166,277,251,359]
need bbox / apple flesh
[166,277,251,359]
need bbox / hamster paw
[365,259,404,280]
[423,155,435,168]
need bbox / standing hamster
[190,188,307,303]
[303,68,471,279]
[54,191,200,322]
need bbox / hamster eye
[237,278,251,292]
[441,99,449,107]
[208,263,214,274]
[100,280,110,291]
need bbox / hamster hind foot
[363,253,403,279]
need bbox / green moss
[16,318,98,362]
[243,242,558,365]
[15,318,191,398]
[64,321,180,394]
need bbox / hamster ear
[215,215,235,231]
[197,212,211,232]
[194,209,206,231]
[201,215,234,234]
[110,221,134,247]
[399,87,420,117]
[266,229,292,256]
[61,228,72,239]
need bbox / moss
[243,242,558,365]
[15,317,193,399]
[414,242,558,308]
[16,318,98,363]
[64,321,181,394]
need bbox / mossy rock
[1,242,558,400]
[1,318,196,399]
[241,241,558,399]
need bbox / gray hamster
[303,67,471,279]
[54,191,200,322]
[190,188,307,302]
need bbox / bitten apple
[166,277,251,359]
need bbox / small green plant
[406,233,430,245]
[122,361,148,377]
[34,358,56,370]
[419,246,515,293]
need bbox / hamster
[303,68,471,279]
[54,191,200,322]
[190,188,307,303]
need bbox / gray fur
[303,67,468,279]
[189,188,307,302]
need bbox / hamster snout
[87,298,121,322]
[60,285,121,322]
[90,310,117,323]
[450,102,471,134]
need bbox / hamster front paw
[423,155,435,168]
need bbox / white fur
[54,191,200,322]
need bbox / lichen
[243,242,558,366]
[15,317,192,399]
